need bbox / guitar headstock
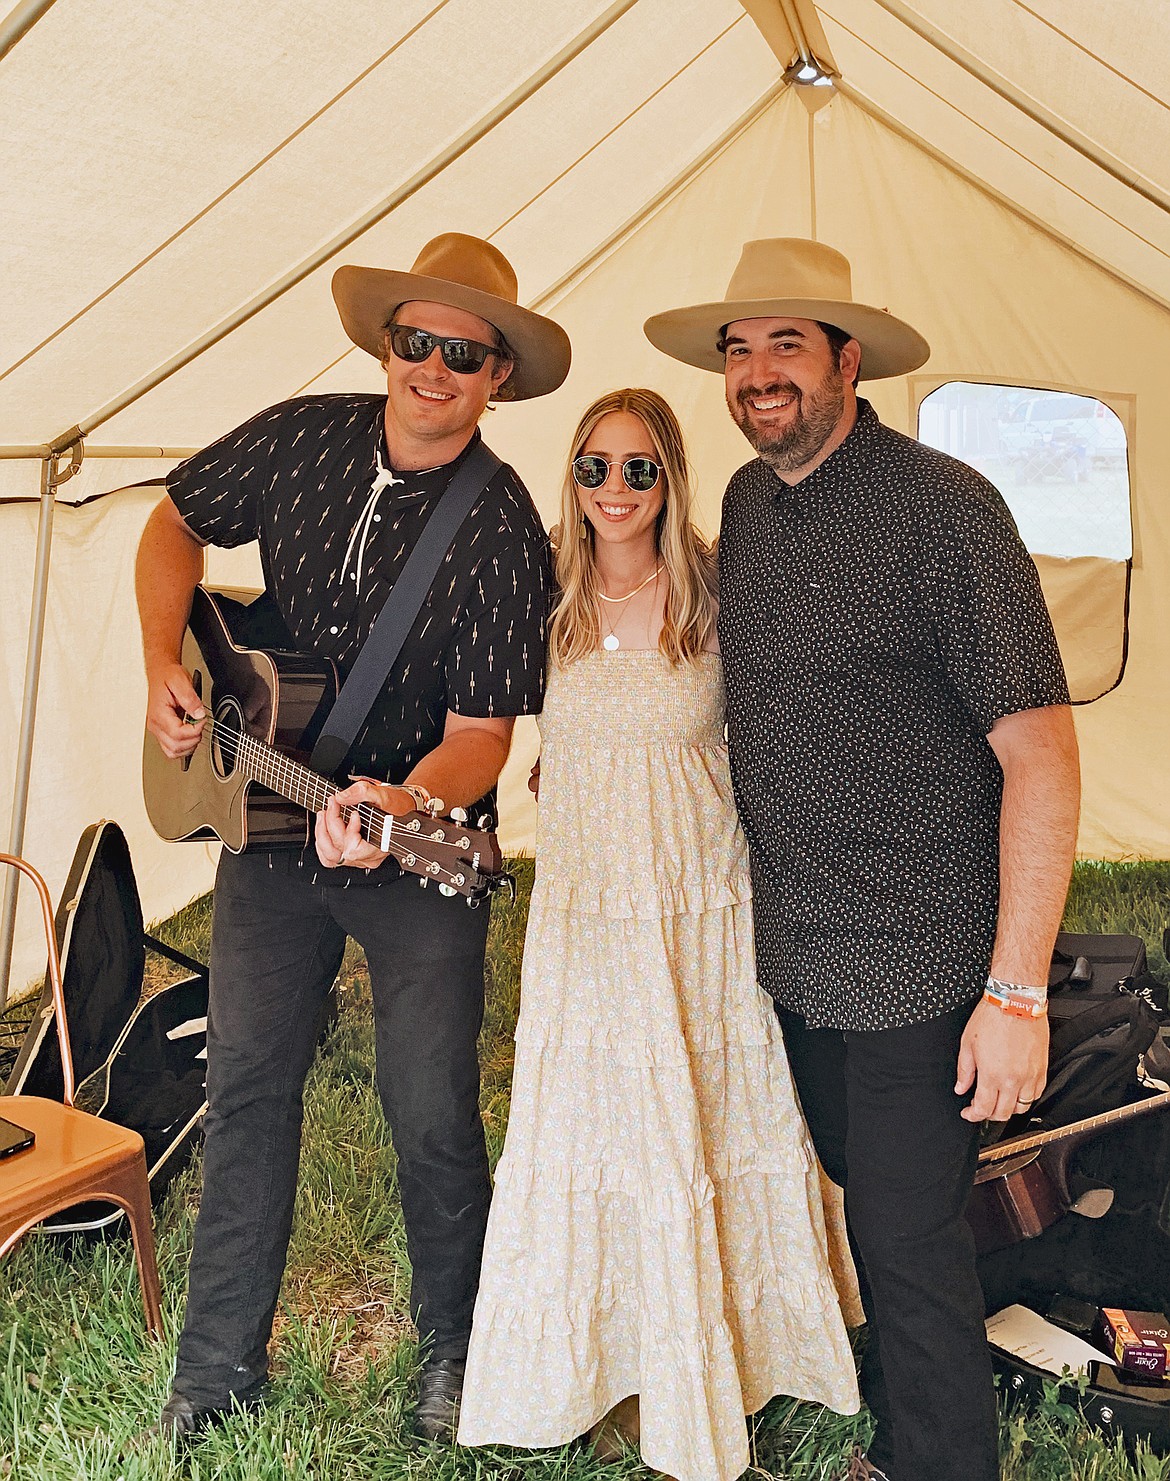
[374,808,507,901]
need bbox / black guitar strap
[309,439,502,777]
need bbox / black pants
[173,851,492,1407]
[777,1003,998,1481]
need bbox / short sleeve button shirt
[717,400,1070,1031]
[168,392,550,827]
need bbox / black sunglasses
[387,324,503,376]
[572,454,663,493]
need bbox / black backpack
[1035,932,1168,1125]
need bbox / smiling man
[646,240,1080,1481]
[135,234,569,1444]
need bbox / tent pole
[776,0,813,63]
[0,433,82,1007]
[0,0,58,65]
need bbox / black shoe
[136,1382,267,1447]
[413,1357,465,1444]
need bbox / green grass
[2,859,1169,1479]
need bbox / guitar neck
[224,724,389,848]
[980,1086,1170,1166]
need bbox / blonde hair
[549,388,717,668]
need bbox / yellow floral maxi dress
[458,650,859,1481]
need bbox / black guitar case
[1,820,209,1234]
[980,931,1170,1454]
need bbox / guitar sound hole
[211,697,245,780]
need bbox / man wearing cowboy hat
[646,239,1080,1481]
[136,233,569,1443]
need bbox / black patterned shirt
[717,399,1070,1031]
[168,393,550,848]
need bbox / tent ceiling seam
[294,71,788,398]
[838,83,1170,320]
[1007,0,1168,114]
[289,11,757,399]
[822,8,1170,262]
[0,0,57,66]
[490,13,747,240]
[529,78,789,314]
[867,0,1170,217]
[0,0,455,387]
[299,71,790,404]
[32,0,641,452]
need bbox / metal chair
[0,853,163,1336]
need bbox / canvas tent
[2,0,1168,999]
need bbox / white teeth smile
[413,387,454,401]
[598,502,636,516]
[750,394,796,412]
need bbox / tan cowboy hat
[643,238,929,381]
[332,232,571,400]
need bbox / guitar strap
[309,439,503,777]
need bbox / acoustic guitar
[967,1086,1170,1254]
[143,586,508,903]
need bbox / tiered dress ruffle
[458,650,859,1481]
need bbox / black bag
[980,933,1170,1455]
[1036,931,1168,1124]
[1,820,209,1234]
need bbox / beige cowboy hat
[332,232,571,400]
[643,238,930,381]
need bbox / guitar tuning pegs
[418,877,429,889]
[477,814,492,830]
[425,796,446,817]
[438,883,457,897]
[450,807,468,824]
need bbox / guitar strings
[195,714,488,886]
[978,1086,1170,1164]
[202,713,475,849]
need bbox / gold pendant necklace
[599,563,663,651]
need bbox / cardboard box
[1098,1309,1170,1379]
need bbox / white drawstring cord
[340,448,403,595]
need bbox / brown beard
[729,362,846,474]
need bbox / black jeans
[173,850,492,1406]
[777,1002,998,1481]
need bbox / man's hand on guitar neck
[315,779,415,870]
[146,660,206,759]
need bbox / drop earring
[578,513,587,540]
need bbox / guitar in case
[142,586,510,904]
[2,820,210,1234]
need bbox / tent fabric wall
[3,0,1170,988]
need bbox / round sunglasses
[572,454,663,493]
[387,324,502,376]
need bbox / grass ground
[2,859,1170,1480]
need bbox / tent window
[917,383,1131,560]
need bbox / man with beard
[645,239,1080,1481]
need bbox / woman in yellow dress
[458,388,858,1481]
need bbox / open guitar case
[977,931,1170,1453]
[1,819,209,1235]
